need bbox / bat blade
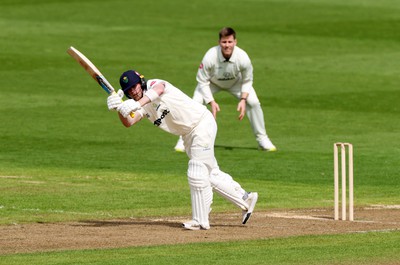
[67,46,135,118]
[67,46,115,95]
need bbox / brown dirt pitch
[1,206,399,254]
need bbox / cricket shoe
[182,220,210,230]
[174,137,185,152]
[242,192,258,224]
[258,138,277,152]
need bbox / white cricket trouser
[183,111,248,211]
[183,111,218,170]
[193,82,268,142]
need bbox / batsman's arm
[119,111,142,127]
[118,84,164,127]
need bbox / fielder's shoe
[258,138,277,152]
[242,192,258,224]
[182,220,210,230]
[174,137,185,152]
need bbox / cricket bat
[67,46,134,117]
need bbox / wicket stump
[334,143,354,221]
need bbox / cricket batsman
[107,69,258,230]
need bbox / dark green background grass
[0,0,399,263]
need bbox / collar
[217,46,236,63]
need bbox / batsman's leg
[183,160,213,230]
[210,168,258,224]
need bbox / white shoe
[174,137,185,152]
[182,220,210,230]
[258,138,277,151]
[242,192,258,224]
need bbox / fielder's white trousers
[193,82,268,142]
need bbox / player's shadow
[74,220,245,229]
[74,220,180,228]
[214,144,257,151]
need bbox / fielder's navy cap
[119,70,142,95]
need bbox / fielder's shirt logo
[218,72,235,81]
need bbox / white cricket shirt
[196,45,254,103]
[136,79,208,136]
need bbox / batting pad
[188,160,213,229]
[210,169,248,211]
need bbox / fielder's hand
[209,100,220,119]
[117,99,141,118]
[107,89,124,111]
[237,100,246,120]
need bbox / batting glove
[107,89,124,111]
[117,99,141,118]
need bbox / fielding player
[107,70,258,230]
[175,27,276,152]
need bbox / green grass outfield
[0,0,399,264]
[1,232,399,265]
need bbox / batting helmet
[119,70,147,98]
